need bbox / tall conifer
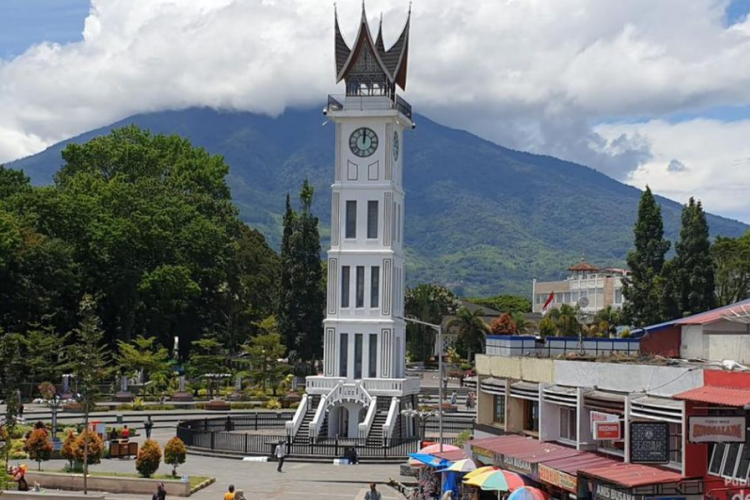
[662,198,715,318]
[623,187,670,327]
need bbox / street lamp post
[398,315,444,452]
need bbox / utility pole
[398,316,444,452]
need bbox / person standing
[223,484,235,500]
[450,391,457,406]
[276,439,287,472]
[144,416,154,439]
[152,482,166,500]
[365,483,381,500]
[121,425,130,443]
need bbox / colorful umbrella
[464,470,529,492]
[445,458,477,473]
[463,466,498,480]
[408,453,448,468]
[418,443,461,455]
[507,486,549,500]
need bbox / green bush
[135,439,162,478]
[289,402,300,409]
[164,437,187,477]
[265,398,281,410]
[229,402,258,410]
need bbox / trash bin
[116,414,123,424]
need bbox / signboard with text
[688,416,746,443]
[502,454,536,478]
[630,421,670,464]
[539,464,577,493]
[596,483,636,500]
[594,420,622,440]
[591,411,620,432]
[471,445,495,466]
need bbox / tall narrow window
[371,266,380,308]
[339,333,348,377]
[354,334,363,379]
[345,200,357,238]
[368,335,377,378]
[356,266,365,308]
[367,200,378,239]
[341,266,350,308]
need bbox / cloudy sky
[2,0,750,222]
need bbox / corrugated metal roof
[673,385,750,407]
[433,449,468,461]
[544,453,620,476]
[674,298,750,326]
[581,463,685,488]
[473,435,579,464]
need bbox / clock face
[349,127,379,157]
[393,131,400,161]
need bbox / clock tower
[286,4,419,445]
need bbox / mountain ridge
[8,106,748,296]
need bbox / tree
[117,335,170,384]
[277,181,325,361]
[0,329,23,466]
[64,295,111,493]
[591,306,622,337]
[73,430,104,466]
[545,304,581,337]
[712,232,750,306]
[61,430,77,470]
[405,284,461,362]
[187,337,226,398]
[467,295,531,314]
[623,187,671,327]
[24,428,53,470]
[136,439,162,478]
[662,198,716,318]
[164,437,187,477]
[24,326,67,388]
[490,313,517,335]
[244,316,287,395]
[447,307,491,362]
[510,312,532,335]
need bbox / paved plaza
[34,428,405,500]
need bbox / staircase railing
[309,391,331,442]
[381,397,400,443]
[285,393,308,438]
[357,396,378,439]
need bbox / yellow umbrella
[463,466,497,481]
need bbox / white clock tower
[286,4,419,445]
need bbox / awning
[673,385,750,407]
[539,452,620,492]
[433,449,469,462]
[580,462,684,488]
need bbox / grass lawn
[52,470,210,488]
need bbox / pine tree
[662,198,715,318]
[622,187,670,327]
[277,181,324,361]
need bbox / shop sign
[594,420,622,440]
[630,421,670,464]
[591,411,619,432]
[688,416,746,443]
[596,483,636,500]
[539,464,577,492]
[502,454,535,477]
[472,445,495,465]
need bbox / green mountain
[8,107,747,296]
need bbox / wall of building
[476,355,555,384]
[640,326,682,357]
[554,360,703,397]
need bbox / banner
[688,416,746,443]
[539,464,578,492]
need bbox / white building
[286,5,419,444]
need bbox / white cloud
[2,0,750,219]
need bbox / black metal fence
[177,417,423,458]
[178,412,292,432]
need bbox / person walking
[365,483,382,500]
[223,484,235,500]
[276,439,287,472]
[152,481,166,500]
[144,416,154,439]
[450,391,457,406]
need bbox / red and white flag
[542,292,555,316]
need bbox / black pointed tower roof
[334,3,411,91]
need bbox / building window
[669,422,683,466]
[341,266,350,308]
[564,292,571,303]
[339,333,348,377]
[523,400,539,434]
[367,201,378,239]
[712,442,750,481]
[368,334,377,378]
[345,200,357,238]
[356,266,365,308]
[354,333,363,379]
[560,407,577,442]
[615,288,623,304]
[371,266,380,308]
[493,395,506,426]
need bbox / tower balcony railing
[306,375,420,396]
[327,94,412,120]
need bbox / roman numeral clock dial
[349,127,378,157]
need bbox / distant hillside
[9,107,748,296]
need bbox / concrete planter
[1,491,107,499]
[25,471,192,497]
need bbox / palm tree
[511,312,531,335]
[447,307,491,362]
[546,304,581,337]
